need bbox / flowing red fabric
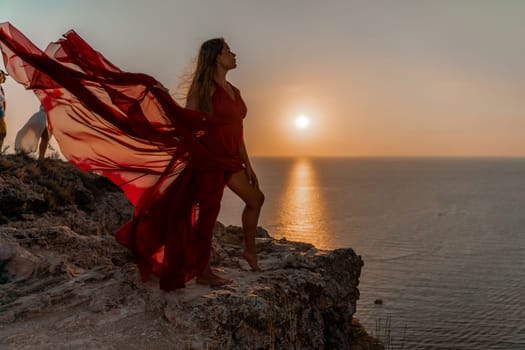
[0,22,245,290]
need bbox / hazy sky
[1,0,525,157]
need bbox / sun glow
[295,115,310,129]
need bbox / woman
[185,38,264,285]
[0,22,262,290]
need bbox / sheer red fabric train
[0,22,244,290]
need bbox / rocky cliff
[0,155,383,350]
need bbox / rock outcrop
[0,155,382,350]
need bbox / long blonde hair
[186,38,225,114]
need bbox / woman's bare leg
[227,170,265,271]
[196,265,232,286]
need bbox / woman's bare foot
[195,275,232,287]
[196,266,232,287]
[242,251,262,271]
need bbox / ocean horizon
[219,156,525,349]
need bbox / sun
[295,115,310,129]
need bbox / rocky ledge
[0,155,382,350]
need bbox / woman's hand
[245,165,259,188]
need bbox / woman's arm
[185,92,206,137]
[185,92,197,110]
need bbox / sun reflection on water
[277,158,332,249]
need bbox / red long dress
[0,22,246,290]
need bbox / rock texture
[0,155,382,350]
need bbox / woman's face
[216,43,237,70]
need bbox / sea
[218,157,525,350]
